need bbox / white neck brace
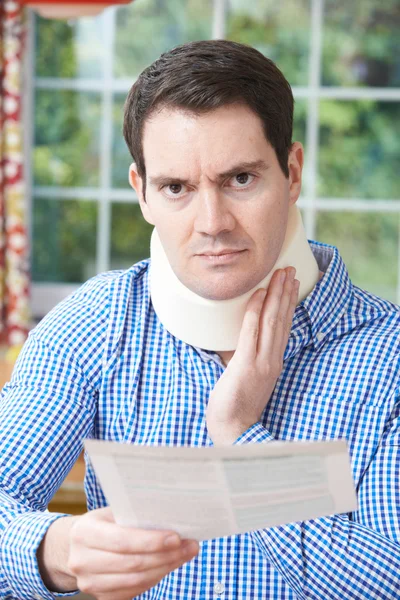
[149,205,320,351]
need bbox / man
[0,40,399,600]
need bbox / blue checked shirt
[1,240,400,600]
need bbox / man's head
[124,40,304,301]
[124,40,294,187]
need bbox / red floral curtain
[0,0,30,348]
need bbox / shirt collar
[287,240,353,358]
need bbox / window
[27,0,400,316]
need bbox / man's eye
[231,173,255,187]
[163,183,187,199]
[168,184,182,194]
[236,173,249,184]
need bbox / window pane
[293,99,307,149]
[34,90,101,187]
[226,0,310,86]
[112,93,132,189]
[35,13,105,78]
[316,211,398,304]
[110,203,153,270]
[114,0,213,78]
[322,0,400,87]
[32,198,98,283]
[318,101,399,199]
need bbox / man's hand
[207,267,299,445]
[38,508,199,600]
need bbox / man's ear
[288,142,304,206]
[129,163,155,225]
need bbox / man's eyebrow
[215,160,269,182]
[148,174,191,187]
[148,160,269,188]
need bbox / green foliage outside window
[318,101,399,199]
[226,0,310,86]
[36,14,105,78]
[34,90,101,187]
[316,212,398,303]
[32,199,97,283]
[114,0,213,77]
[110,204,154,270]
[322,0,400,87]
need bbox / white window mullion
[315,199,400,211]
[35,78,104,91]
[212,0,226,39]
[318,87,400,101]
[96,7,116,274]
[34,78,400,102]
[33,186,400,212]
[33,186,98,200]
[304,0,324,241]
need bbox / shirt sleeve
[235,395,400,599]
[0,334,97,599]
[234,422,274,444]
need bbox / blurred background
[1,0,400,351]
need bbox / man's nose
[193,188,235,236]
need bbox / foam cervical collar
[149,205,320,351]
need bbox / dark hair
[123,40,294,191]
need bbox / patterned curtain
[0,0,30,348]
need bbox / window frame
[24,0,400,318]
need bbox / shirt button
[316,332,325,341]
[214,582,225,595]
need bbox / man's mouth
[197,250,247,263]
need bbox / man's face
[130,103,303,300]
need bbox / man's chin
[188,283,252,302]
[178,270,257,301]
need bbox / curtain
[0,0,30,348]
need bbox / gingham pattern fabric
[1,240,399,600]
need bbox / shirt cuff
[234,422,275,444]
[1,510,79,599]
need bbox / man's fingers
[235,287,267,361]
[71,517,182,555]
[259,266,295,357]
[236,268,293,362]
[79,544,199,596]
[69,511,200,600]
[257,269,287,358]
[92,506,116,522]
[279,278,299,357]
[76,540,199,575]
